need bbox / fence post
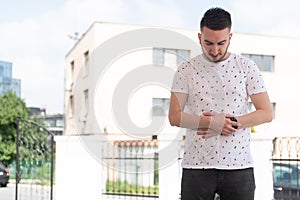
[251,133,274,200]
[15,119,19,200]
[55,135,103,200]
[158,136,182,200]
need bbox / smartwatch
[230,117,239,129]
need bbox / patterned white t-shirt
[171,53,267,169]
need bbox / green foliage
[0,91,28,125]
[105,180,159,196]
[0,91,28,165]
[9,160,54,186]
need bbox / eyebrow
[204,39,227,45]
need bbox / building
[28,107,64,135]
[64,21,300,138]
[28,106,47,116]
[0,60,21,97]
[60,22,300,200]
[39,114,64,135]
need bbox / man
[168,7,272,200]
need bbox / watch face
[230,117,238,129]
[230,117,237,122]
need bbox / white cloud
[1,0,299,114]
[0,7,69,113]
[0,0,186,114]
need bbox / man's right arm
[168,92,211,129]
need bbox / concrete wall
[55,135,103,200]
[55,133,274,200]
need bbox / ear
[198,33,201,44]
[229,33,233,40]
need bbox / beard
[201,43,230,63]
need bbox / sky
[0,0,300,114]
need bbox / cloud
[1,0,299,114]
[0,0,186,114]
[0,6,70,113]
[231,0,300,37]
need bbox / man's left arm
[236,92,273,129]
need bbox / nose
[210,45,219,55]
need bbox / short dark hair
[200,7,232,31]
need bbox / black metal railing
[102,139,159,199]
[15,119,55,200]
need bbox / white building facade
[56,22,300,200]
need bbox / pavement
[0,183,55,200]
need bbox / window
[164,49,177,66]
[44,119,56,127]
[152,98,170,116]
[70,61,75,82]
[56,118,64,127]
[242,54,275,72]
[271,102,276,119]
[69,95,74,117]
[153,48,190,67]
[84,89,89,116]
[83,51,89,77]
[177,49,190,65]
[66,60,75,91]
[153,48,163,65]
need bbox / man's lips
[210,54,219,58]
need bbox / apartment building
[65,22,300,138]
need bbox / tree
[0,91,28,165]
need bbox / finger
[225,114,233,118]
[202,111,214,116]
[202,132,219,139]
[197,129,208,135]
[222,125,238,135]
[230,121,241,129]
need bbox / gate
[15,119,55,200]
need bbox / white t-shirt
[171,53,267,169]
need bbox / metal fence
[102,139,159,199]
[15,119,55,200]
[272,137,300,200]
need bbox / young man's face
[198,27,232,62]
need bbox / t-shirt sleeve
[171,69,189,94]
[246,59,267,95]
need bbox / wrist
[199,114,212,128]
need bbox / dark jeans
[181,168,255,200]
